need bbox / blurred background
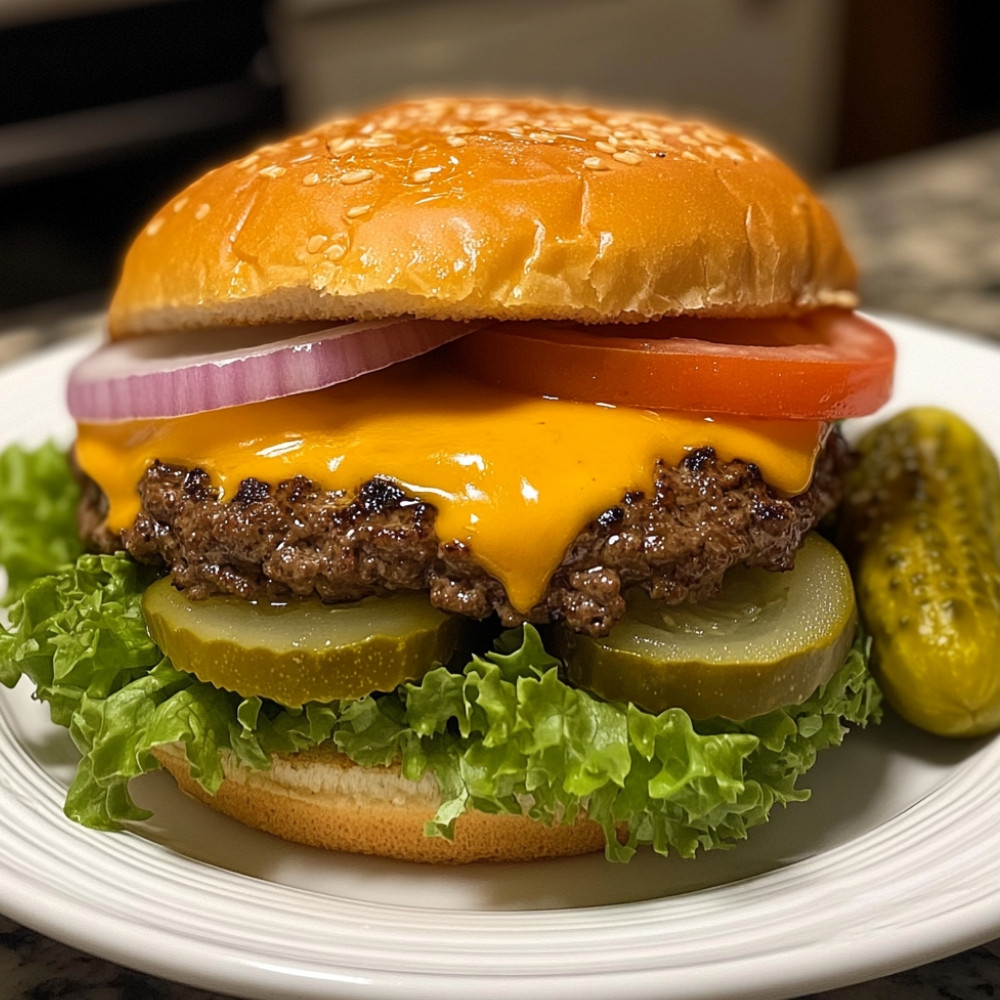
[1,0,998,325]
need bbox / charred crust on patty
[232,477,272,507]
[357,477,412,514]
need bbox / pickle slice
[142,580,466,707]
[553,533,857,720]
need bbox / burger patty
[80,431,848,636]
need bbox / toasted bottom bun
[151,741,609,863]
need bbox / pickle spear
[553,533,857,720]
[839,407,1000,737]
[142,580,466,706]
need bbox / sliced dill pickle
[142,580,466,707]
[553,533,857,720]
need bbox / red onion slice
[67,318,481,422]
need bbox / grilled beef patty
[80,431,848,636]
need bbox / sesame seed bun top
[108,96,858,339]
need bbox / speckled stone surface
[2,133,1000,1000]
[823,130,1000,343]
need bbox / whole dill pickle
[839,407,1000,737]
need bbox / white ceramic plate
[1,314,999,1000]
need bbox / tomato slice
[448,309,895,419]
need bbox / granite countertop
[2,132,1000,1000]
[823,129,1000,343]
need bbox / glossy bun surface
[110,97,857,338]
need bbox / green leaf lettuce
[0,442,82,605]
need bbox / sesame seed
[325,244,347,261]
[306,235,327,254]
[300,136,320,148]
[327,137,357,154]
[302,172,320,186]
[446,135,467,147]
[362,132,396,147]
[259,165,287,178]
[583,156,609,170]
[694,126,724,145]
[411,166,440,183]
[346,204,372,218]
[612,150,642,165]
[340,168,374,185]
[236,153,260,169]
[529,131,555,144]
[172,197,189,213]
[145,218,164,236]
[681,151,701,163]
[594,140,616,154]
[340,167,375,184]
[195,203,211,220]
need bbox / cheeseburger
[26,98,895,862]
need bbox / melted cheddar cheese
[75,358,826,612]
